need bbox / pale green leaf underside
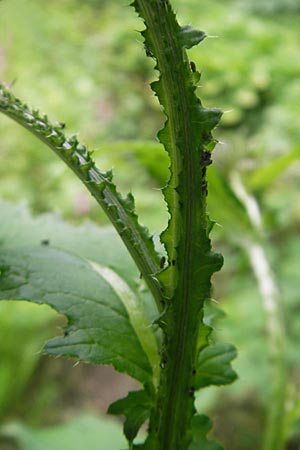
[0,246,153,384]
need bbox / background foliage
[0,0,300,449]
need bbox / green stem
[132,1,222,448]
[230,173,287,450]
[248,243,287,450]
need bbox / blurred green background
[0,0,300,449]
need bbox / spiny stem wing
[131,0,222,298]
[0,83,162,310]
[131,2,224,448]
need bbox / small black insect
[160,256,166,269]
[145,46,154,58]
[190,61,196,73]
[172,259,176,266]
[202,132,210,141]
[201,180,208,196]
[189,386,195,397]
[160,360,166,370]
[201,151,212,182]
[201,150,212,168]
[64,330,69,337]
[41,239,50,246]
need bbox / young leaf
[190,415,223,450]
[195,343,238,390]
[108,389,154,443]
[0,246,154,384]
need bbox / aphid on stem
[160,256,166,269]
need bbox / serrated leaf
[190,415,223,450]
[195,343,237,390]
[0,246,154,384]
[108,389,153,443]
[0,200,160,383]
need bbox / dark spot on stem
[190,61,196,73]
[145,46,154,58]
[200,151,212,168]
[160,256,166,269]
[189,387,195,397]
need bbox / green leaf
[248,146,300,192]
[0,199,137,286]
[0,246,154,384]
[0,415,127,450]
[0,199,159,325]
[108,389,154,443]
[190,415,223,450]
[207,167,253,238]
[178,25,206,49]
[195,343,238,390]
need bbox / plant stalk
[132,1,222,448]
[231,173,287,450]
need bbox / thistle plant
[0,1,237,449]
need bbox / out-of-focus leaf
[195,343,237,389]
[0,246,154,384]
[96,140,169,186]
[190,415,223,450]
[248,146,300,192]
[207,167,252,238]
[0,302,57,417]
[108,389,153,443]
[0,415,127,450]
